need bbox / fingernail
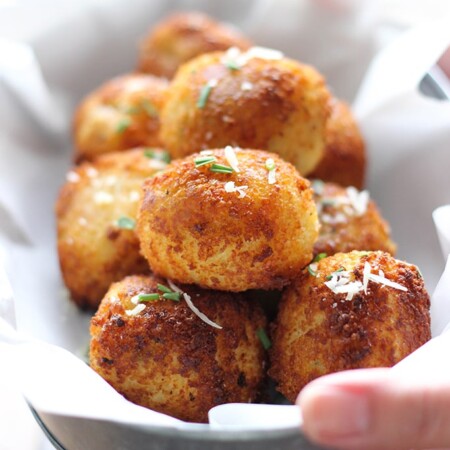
[301,384,370,441]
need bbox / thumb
[298,368,450,450]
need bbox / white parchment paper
[0,0,450,433]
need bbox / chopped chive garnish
[307,263,318,277]
[144,149,171,164]
[256,328,271,350]
[265,158,276,171]
[194,156,216,167]
[138,293,160,302]
[210,163,233,174]
[142,99,158,117]
[116,119,130,134]
[162,292,181,301]
[197,83,213,109]
[313,253,327,262]
[225,60,241,71]
[157,284,172,294]
[116,216,135,230]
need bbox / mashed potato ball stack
[269,250,431,402]
[74,74,168,162]
[90,274,267,423]
[312,180,397,257]
[137,148,319,292]
[56,148,169,309]
[137,11,252,79]
[160,48,331,176]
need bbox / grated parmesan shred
[221,46,284,69]
[168,280,223,329]
[66,171,80,183]
[125,303,145,316]
[325,261,408,301]
[224,146,240,172]
[224,181,248,198]
[268,168,276,185]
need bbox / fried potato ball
[309,98,366,189]
[56,148,168,309]
[160,50,331,176]
[312,181,396,257]
[137,12,251,78]
[137,148,319,292]
[73,74,168,162]
[90,274,267,422]
[269,251,431,402]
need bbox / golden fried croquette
[269,251,431,402]
[309,98,366,189]
[312,181,396,256]
[160,50,331,176]
[137,12,251,78]
[137,148,319,292]
[56,148,169,309]
[90,274,267,422]
[73,74,168,162]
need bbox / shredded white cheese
[224,146,240,172]
[325,261,408,301]
[168,280,222,329]
[125,303,145,316]
[268,169,276,184]
[93,191,114,204]
[244,46,284,62]
[346,187,369,216]
[363,261,371,294]
[367,271,407,292]
[200,150,214,156]
[66,171,80,183]
[241,81,253,91]
[224,181,248,198]
[221,46,284,69]
[86,167,98,178]
[129,191,140,202]
[208,78,218,88]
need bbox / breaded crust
[74,74,168,162]
[137,148,319,291]
[56,148,167,309]
[309,98,366,189]
[312,181,396,256]
[90,275,267,422]
[137,11,251,78]
[269,251,431,402]
[160,52,331,176]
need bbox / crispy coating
[312,181,396,256]
[160,51,331,176]
[73,74,168,162]
[56,148,168,309]
[137,148,319,292]
[309,98,366,189]
[90,275,267,422]
[269,251,431,402]
[137,12,251,78]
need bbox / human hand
[298,366,450,450]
